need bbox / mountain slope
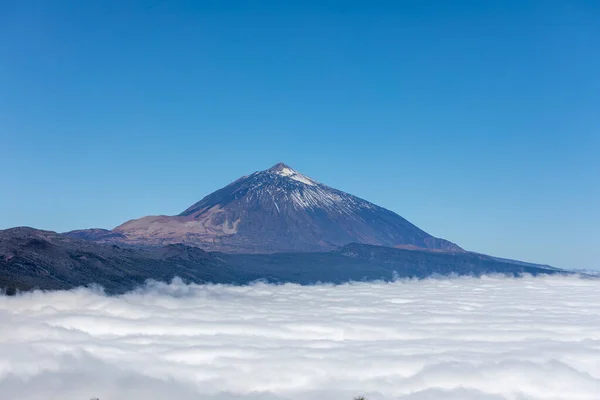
[0,227,252,293]
[1,228,563,294]
[73,163,461,253]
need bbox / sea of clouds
[1,275,599,400]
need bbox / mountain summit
[67,163,462,253]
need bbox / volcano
[66,163,462,253]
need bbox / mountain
[1,227,563,294]
[0,227,238,293]
[66,163,461,253]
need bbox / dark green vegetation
[0,227,564,294]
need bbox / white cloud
[1,275,599,400]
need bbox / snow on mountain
[272,163,317,186]
[181,162,376,217]
[70,163,462,253]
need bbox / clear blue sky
[1,1,598,270]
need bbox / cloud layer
[1,275,599,400]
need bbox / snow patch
[274,167,317,186]
[289,174,316,186]
[278,167,295,177]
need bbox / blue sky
[1,1,598,269]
